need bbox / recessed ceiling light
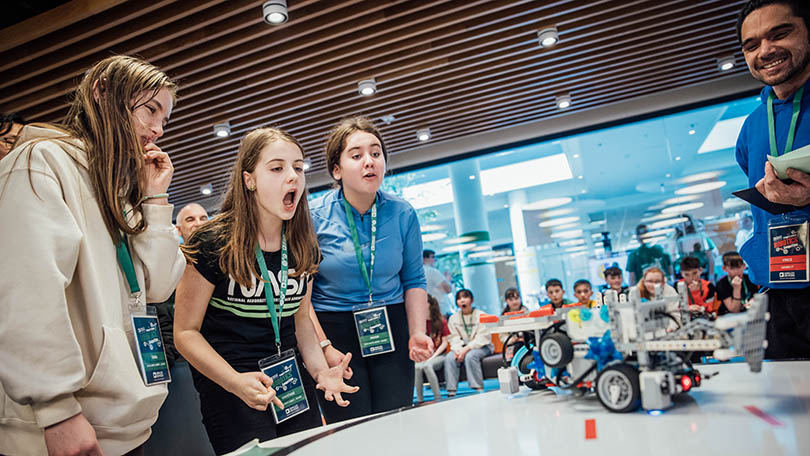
[442,243,477,253]
[577,175,583,179]
[302,157,312,171]
[416,128,431,141]
[688,129,696,135]
[559,239,585,247]
[661,202,704,214]
[659,195,700,206]
[573,153,580,158]
[641,213,677,223]
[540,207,575,218]
[675,181,727,195]
[468,175,476,180]
[717,56,735,72]
[420,224,443,232]
[200,183,213,196]
[554,222,580,230]
[263,0,288,24]
[648,214,689,230]
[213,121,231,138]
[537,27,559,47]
[539,216,580,228]
[488,255,516,263]
[674,156,681,161]
[551,229,583,239]
[556,94,572,109]
[642,227,676,237]
[665,173,672,178]
[422,232,447,242]
[523,197,572,211]
[678,171,723,184]
[358,78,377,96]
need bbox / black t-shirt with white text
[188,229,311,390]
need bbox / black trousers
[196,352,322,455]
[315,303,414,423]
[764,287,810,360]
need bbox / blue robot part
[585,330,624,371]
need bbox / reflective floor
[255,360,810,456]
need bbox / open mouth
[363,172,377,180]
[283,189,296,209]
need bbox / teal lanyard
[461,312,473,338]
[342,195,377,305]
[741,278,749,305]
[255,225,288,356]
[767,86,804,157]
[115,235,142,312]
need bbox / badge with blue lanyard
[116,236,171,385]
[255,225,310,423]
[343,196,396,357]
[766,87,810,283]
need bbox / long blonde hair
[183,127,320,286]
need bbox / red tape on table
[585,419,597,439]
[744,405,783,426]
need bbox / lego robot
[481,283,769,413]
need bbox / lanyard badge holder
[116,236,171,386]
[344,196,396,357]
[766,87,810,284]
[255,226,309,424]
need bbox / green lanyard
[767,85,804,157]
[255,224,288,356]
[461,312,473,339]
[115,235,142,313]
[740,277,749,305]
[342,195,377,305]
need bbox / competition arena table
[232,361,810,456]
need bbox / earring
[248,185,256,191]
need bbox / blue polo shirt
[735,79,810,289]
[309,188,426,311]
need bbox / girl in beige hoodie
[0,55,185,456]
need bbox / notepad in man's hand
[733,187,798,215]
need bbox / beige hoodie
[0,126,185,455]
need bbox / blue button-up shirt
[310,188,426,311]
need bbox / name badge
[768,221,810,283]
[258,349,310,424]
[353,305,395,357]
[131,313,171,386]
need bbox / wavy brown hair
[324,115,388,185]
[183,127,319,287]
[28,56,176,243]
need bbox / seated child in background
[573,279,598,308]
[414,294,450,403]
[600,266,628,298]
[444,289,493,396]
[679,256,717,315]
[715,252,759,315]
[545,278,573,309]
[499,287,529,361]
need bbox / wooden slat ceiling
[1,0,751,210]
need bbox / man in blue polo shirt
[735,0,810,359]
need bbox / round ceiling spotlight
[213,121,231,138]
[537,27,559,47]
[200,183,214,196]
[661,202,705,214]
[717,55,735,72]
[358,78,377,96]
[556,94,572,109]
[416,128,431,142]
[302,157,312,171]
[263,0,288,25]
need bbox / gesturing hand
[323,345,354,380]
[408,333,434,362]
[228,371,283,411]
[315,352,360,407]
[142,142,173,199]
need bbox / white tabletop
[259,360,810,456]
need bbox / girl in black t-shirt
[174,127,358,454]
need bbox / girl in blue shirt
[309,116,433,422]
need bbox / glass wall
[312,94,761,314]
